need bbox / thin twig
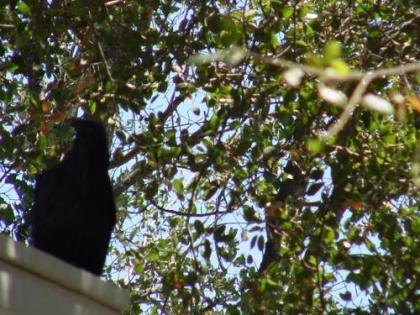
[324,62,420,138]
[151,201,229,218]
[251,52,420,81]
[105,0,124,7]
[324,73,373,138]
[250,52,420,137]
[97,41,115,81]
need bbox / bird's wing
[32,161,84,249]
[31,166,63,248]
[32,168,58,223]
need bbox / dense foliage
[0,0,419,313]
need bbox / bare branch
[113,160,151,196]
[97,41,115,82]
[105,0,125,6]
[251,52,420,83]
[250,52,420,137]
[110,146,142,169]
[324,73,374,138]
[151,201,230,218]
[325,62,420,138]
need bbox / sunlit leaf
[283,67,304,87]
[307,138,324,153]
[282,7,293,19]
[318,84,347,106]
[361,94,394,115]
[17,2,31,15]
[172,179,184,195]
[146,251,159,262]
[324,40,342,62]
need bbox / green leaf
[282,6,294,19]
[17,2,31,15]
[146,250,159,262]
[105,80,116,92]
[0,204,15,224]
[307,138,324,153]
[209,114,220,130]
[270,32,280,48]
[324,40,342,62]
[172,179,184,195]
[324,227,335,244]
[330,59,350,74]
[412,217,420,234]
[87,100,96,115]
[36,134,48,151]
[134,262,145,274]
[298,5,311,20]
[262,146,277,158]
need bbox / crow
[31,118,116,275]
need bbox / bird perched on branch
[31,118,116,275]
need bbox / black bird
[31,119,116,275]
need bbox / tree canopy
[0,0,419,313]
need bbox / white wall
[0,235,130,315]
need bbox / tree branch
[151,200,229,217]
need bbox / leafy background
[0,0,419,314]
